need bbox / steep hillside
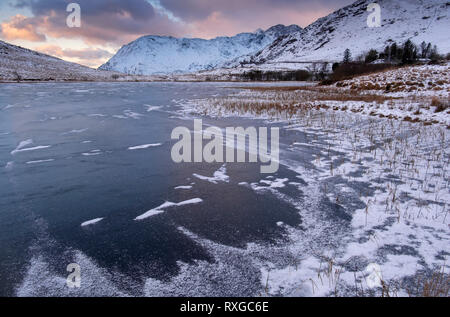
[250,0,450,67]
[0,40,128,82]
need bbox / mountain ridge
[99,24,302,75]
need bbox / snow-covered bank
[176,70,449,296]
[184,63,450,127]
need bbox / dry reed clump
[407,268,450,297]
[432,97,449,113]
[231,86,395,103]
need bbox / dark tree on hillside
[343,49,352,63]
[365,49,379,63]
[420,41,428,58]
[430,45,440,62]
[402,39,417,64]
[384,45,391,62]
[390,42,398,60]
[396,47,404,61]
[426,43,432,58]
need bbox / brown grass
[432,97,449,113]
[407,268,450,297]
[233,85,396,103]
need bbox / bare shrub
[432,97,449,113]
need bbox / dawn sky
[0,0,355,67]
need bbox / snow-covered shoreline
[174,66,449,296]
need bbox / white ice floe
[88,114,107,117]
[259,178,289,189]
[62,128,88,135]
[81,218,104,227]
[193,164,230,184]
[12,145,51,154]
[112,115,128,119]
[249,178,289,192]
[11,139,33,152]
[112,110,144,120]
[82,150,102,156]
[2,104,15,110]
[175,185,193,190]
[5,161,14,171]
[144,104,163,112]
[135,198,203,221]
[26,159,55,165]
[11,139,51,155]
[124,110,144,119]
[128,143,162,150]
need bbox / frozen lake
[1,82,447,297]
[0,82,318,296]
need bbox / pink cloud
[36,44,113,68]
[0,14,46,42]
[188,8,332,39]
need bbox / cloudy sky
[0,0,354,67]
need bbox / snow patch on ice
[175,185,193,190]
[135,198,204,221]
[26,159,54,165]
[193,164,230,184]
[62,128,88,135]
[11,139,51,155]
[81,218,104,227]
[82,150,102,156]
[128,143,162,150]
[144,104,163,112]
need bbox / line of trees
[342,40,446,66]
[241,70,311,81]
[382,40,440,64]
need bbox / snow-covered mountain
[99,24,301,75]
[250,0,450,66]
[0,40,124,82]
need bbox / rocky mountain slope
[0,40,134,82]
[99,24,301,75]
[249,0,450,67]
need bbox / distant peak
[265,24,302,36]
